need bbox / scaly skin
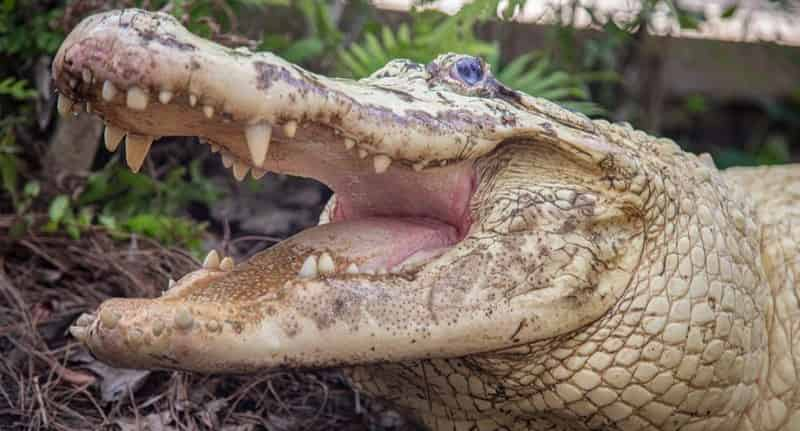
[53,9,800,431]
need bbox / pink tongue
[282,216,458,271]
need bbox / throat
[328,161,476,238]
[264,160,476,275]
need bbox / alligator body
[54,9,800,431]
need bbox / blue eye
[455,57,483,85]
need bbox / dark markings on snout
[372,85,419,103]
[254,61,476,139]
[137,28,197,51]
[254,61,327,98]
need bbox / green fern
[256,0,342,66]
[488,52,615,115]
[338,5,496,78]
[338,1,607,115]
[0,77,36,101]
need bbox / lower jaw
[280,215,461,275]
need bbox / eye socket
[454,57,483,85]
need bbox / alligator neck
[750,219,800,430]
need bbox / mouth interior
[56,78,475,277]
[296,156,475,273]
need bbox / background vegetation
[1,1,799,430]
[2,0,798,252]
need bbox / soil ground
[0,142,416,431]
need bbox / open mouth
[57,9,633,375]
[53,12,477,282]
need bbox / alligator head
[56,9,776,431]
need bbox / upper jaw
[52,8,488,170]
[52,8,602,175]
[57,8,624,373]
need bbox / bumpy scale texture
[347,124,799,431]
[51,9,800,431]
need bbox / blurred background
[1,1,798,430]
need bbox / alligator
[53,9,800,431]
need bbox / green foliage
[256,0,347,66]
[0,0,64,117]
[78,159,220,216]
[683,95,709,115]
[338,1,602,114]
[714,137,791,169]
[488,52,612,115]
[110,214,206,252]
[17,156,217,251]
[0,0,64,57]
[1,130,39,237]
[148,0,279,37]
[43,194,93,240]
[59,159,220,252]
[0,125,34,214]
[0,77,36,100]
[338,4,495,78]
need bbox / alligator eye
[454,57,483,85]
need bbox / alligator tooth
[189,93,198,107]
[373,155,392,174]
[57,94,74,117]
[85,102,93,113]
[346,263,359,274]
[69,326,88,341]
[158,90,173,104]
[104,125,125,152]
[318,252,335,274]
[344,138,356,150]
[126,87,149,111]
[69,78,78,88]
[245,122,271,167]
[221,153,234,168]
[413,162,425,172]
[251,168,267,180]
[168,278,176,289]
[210,143,220,153]
[174,308,194,330]
[203,250,220,269]
[75,313,95,327]
[298,255,318,279]
[125,134,153,173]
[283,120,297,138]
[232,161,250,181]
[357,149,368,159]
[203,105,214,118]
[102,81,118,101]
[81,69,92,84]
[220,256,235,271]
